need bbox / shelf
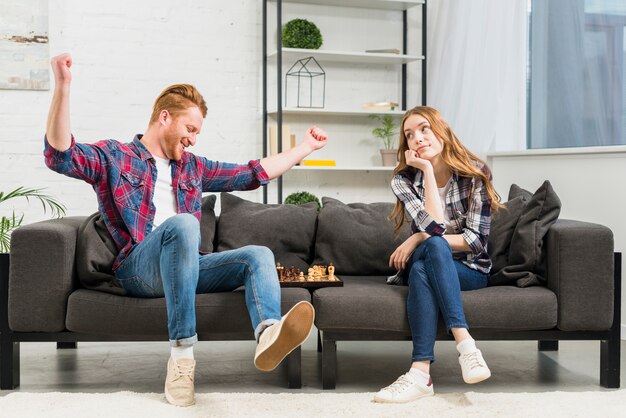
[291,165,395,171]
[270,0,424,11]
[268,48,424,64]
[268,108,406,117]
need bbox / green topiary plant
[369,114,398,150]
[284,191,321,212]
[282,19,323,49]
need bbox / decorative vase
[380,149,398,167]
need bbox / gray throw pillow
[489,181,561,287]
[487,196,528,274]
[216,192,318,271]
[76,212,125,295]
[508,183,533,201]
[313,197,410,276]
[200,194,217,253]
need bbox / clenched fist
[304,126,328,151]
[50,53,72,87]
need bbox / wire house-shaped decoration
[285,57,325,108]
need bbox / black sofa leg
[0,339,20,390]
[317,330,322,353]
[57,342,77,349]
[538,340,559,351]
[600,338,621,388]
[286,346,301,389]
[322,337,337,390]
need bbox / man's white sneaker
[459,349,491,384]
[373,372,434,403]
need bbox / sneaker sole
[165,388,195,407]
[373,391,434,403]
[463,370,491,384]
[254,301,314,372]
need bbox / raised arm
[259,127,328,179]
[46,53,73,151]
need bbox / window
[528,0,626,148]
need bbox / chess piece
[299,271,305,281]
[276,262,284,281]
[328,263,335,281]
[307,268,314,281]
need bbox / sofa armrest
[545,219,614,331]
[8,217,86,332]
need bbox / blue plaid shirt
[391,164,492,273]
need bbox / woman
[374,106,503,403]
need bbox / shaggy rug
[1,390,625,417]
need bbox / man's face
[161,106,204,161]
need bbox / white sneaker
[373,372,434,403]
[459,349,491,384]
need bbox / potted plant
[284,191,321,212]
[369,114,398,167]
[282,19,323,49]
[1,187,66,253]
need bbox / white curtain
[426,0,528,156]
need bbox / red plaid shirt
[44,134,269,270]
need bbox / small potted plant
[284,191,321,212]
[282,19,323,49]
[369,114,398,167]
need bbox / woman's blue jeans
[114,214,281,347]
[406,236,489,363]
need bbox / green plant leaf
[0,187,66,252]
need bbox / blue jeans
[114,214,281,347]
[406,236,489,362]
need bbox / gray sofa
[1,186,621,391]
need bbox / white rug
[1,390,625,417]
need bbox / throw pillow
[200,194,217,253]
[487,195,528,274]
[313,197,411,275]
[76,212,125,295]
[489,181,561,287]
[215,192,318,271]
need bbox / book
[301,159,336,166]
[269,125,292,155]
[361,101,400,111]
[365,48,401,54]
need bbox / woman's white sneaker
[373,372,434,403]
[459,349,491,384]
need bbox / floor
[1,332,624,395]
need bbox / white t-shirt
[152,156,177,228]
[438,181,454,233]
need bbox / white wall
[1,0,263,220]
[488,148,626,339]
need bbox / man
[45,53,328,407]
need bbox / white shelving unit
[262,0,427,203]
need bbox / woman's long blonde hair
[389,106,503,234]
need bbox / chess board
[276,263,344,288]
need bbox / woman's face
[403,114,443,160]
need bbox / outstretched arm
[259,127,328,179]
[46,53,73,151]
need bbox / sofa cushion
[487,196,527,274]
[313,197,410,276]
[490,181,561,287]
[66,287,311,336]
[200,194,217,253]
[216,192,317,271]
[312,276,557,332]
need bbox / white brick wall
[1,0,264,222]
